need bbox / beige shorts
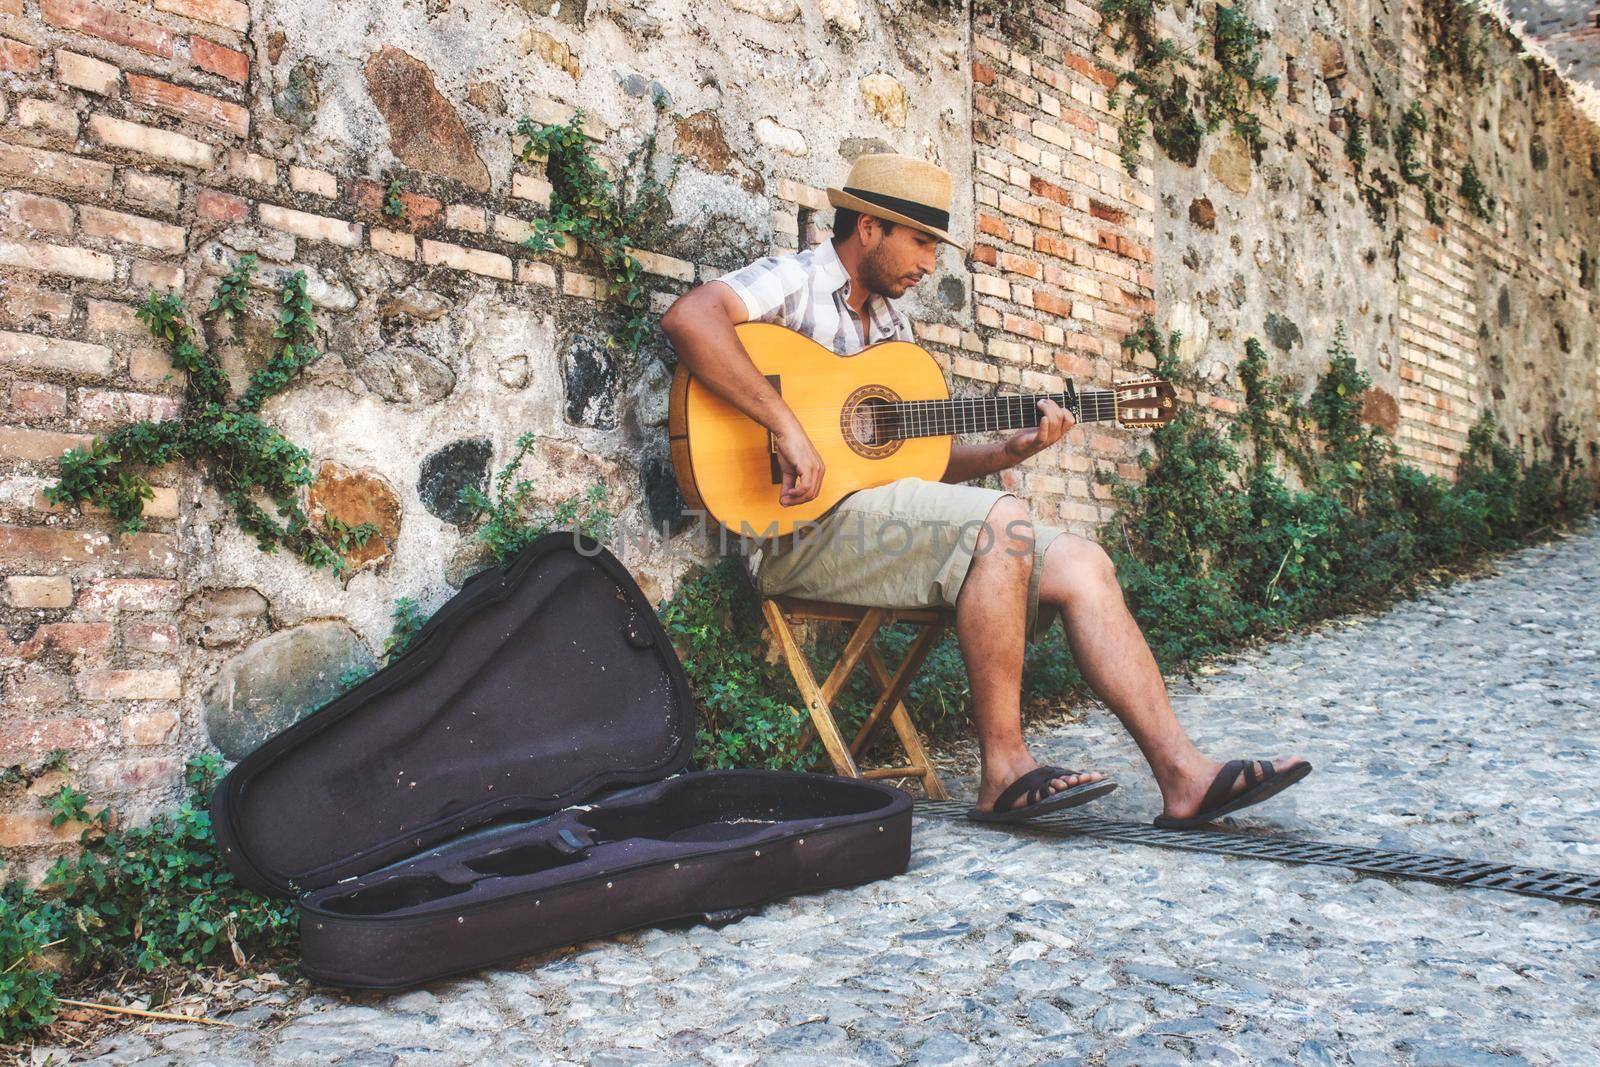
[748,477,1066,643]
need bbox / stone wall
[2,0,1597,877]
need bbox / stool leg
[862,630,950,801]
[762,600,860,779]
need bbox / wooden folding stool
[761,595,950,800]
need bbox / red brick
[155,0,249,31]
[126,73,249,136]
[75,387,182,425]
[973,61,997,86]
[0,810,98,847]
[975,212,1010,240]
[189,34,247,83]
[999,251,1042,279]
[0,0,21,14]
[1033,290,1074,319]
[1035,232,1075,260]
[85,756,181,794]
[0,425,96,463]
[1,287,75,329]
[123,708,179,744]
[0,525,178,571]
[0,717,107,764]
[970,243,998,266]
[1,190,74,235]
[123,620,178,655]
[351,178,443,233]
[0,36,43,73]
[1096,229,1118,252]
[0,622,114,661]
[196,186,248,221]
[1089,199,1127,225]
[1002,313,1044,340]
[0,141,115,194]
[77,577,181,614]
[79,204,187,252]
[42,0,175,58]
[77,668,180,701]
[1030,176,1071,206]
[10,381,70,418]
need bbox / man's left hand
[1001,397,1076,466]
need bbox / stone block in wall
[364,46,490,193]
[417,438,492,526]
[307,461,403,571]
[201,620,376,760]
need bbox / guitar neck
[891,388,1119,439]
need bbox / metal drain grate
[915,800,1600,907]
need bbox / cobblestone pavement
[59,520,1600,1066]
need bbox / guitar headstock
[1110,379,1178,427]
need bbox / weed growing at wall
[1459,160,1491,220]
[458,430,614,563]
[1396,102,1428,185]
[514,103,680,353]
[0,755,299,1041]
[1202,3,1279,152]
[1101,319,1596,668]
[1343,111,1367,167]
[1421,0,1489,84]
[1098,0,1278,174]
[382,178,405,220]
[44,258,377,577]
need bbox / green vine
[1458,160,1491,220]
[1396,102,1428,186]
[1343,111,1367,167]
[514,103,681,353]
[1202,3,1279,152]
[43,259,377,577]
[1098,0,1277,175]
[1103,317,1595,667]
[458,430,614,563]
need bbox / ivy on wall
[513,101,680,354]
[44,258,377,576]
[1097,0,1278,175]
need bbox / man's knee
[1045,533,1118,602]
[978,495,1035,575]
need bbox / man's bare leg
[1038,533,1306,820]
[956,497,1106,813]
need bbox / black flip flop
[1153,759,1313,830]
[967,765,1117,824]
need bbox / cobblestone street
[63,520,1600,1066]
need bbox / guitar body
[669,323,953,537]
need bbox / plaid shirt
[715,239,914,356]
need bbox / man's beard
[858,244,908,298]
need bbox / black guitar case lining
[211,532,912,989]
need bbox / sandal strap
[1199,760,1249,815]
[994,766,1065,814]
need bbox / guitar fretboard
[888,389,1118,440]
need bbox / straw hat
[827,153,966,250]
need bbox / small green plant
[1396,102,1428,185]
[458,431,614,563]
[1101,316,1595,669]
[1343,111,1367,166]
[382,596,430,662]
[1202,3,1279,151]
[43,260,377,576]
[514,103,681,353]
[382,178,406,219]
[0,879,61,1042]
[1099,0,1198,174]
[1458,160,1491,219]
[1421,0,1488,84]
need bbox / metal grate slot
[914,800,1600,908]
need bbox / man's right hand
[774,424,825,506]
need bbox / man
[660,153,1311,826]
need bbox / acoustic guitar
[668,322,1177,536]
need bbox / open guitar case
[211,532,913,989]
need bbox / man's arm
[659,282,825,506]
[940,399,1076,484]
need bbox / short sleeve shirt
[715,239,914,357]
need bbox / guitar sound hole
[841,386,904,460]
[850,397,894,447]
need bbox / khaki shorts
[748,477,1066,643]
